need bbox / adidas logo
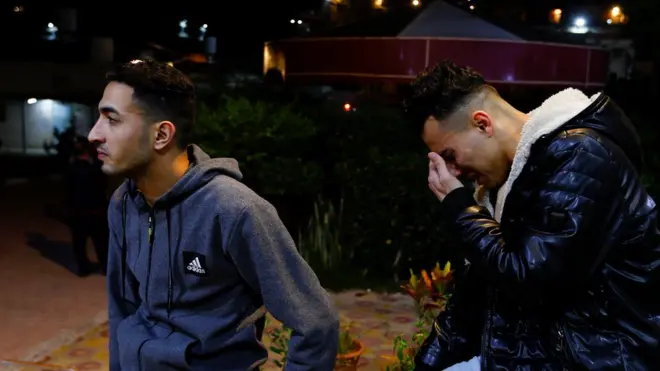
[187,257,206,275]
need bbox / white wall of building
[0,99,95,155]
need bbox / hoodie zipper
[137,210,155,371]
[144,209,155,307]
[148,213,154,245]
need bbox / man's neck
[503,110,529,163]
[136,150,190,205]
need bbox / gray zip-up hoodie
[107,145,339,371]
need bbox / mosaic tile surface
[2,291,416,371]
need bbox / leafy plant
[266,320,376,369]
[267,321,292,369]
[401,261,453,324]
[382,262,454,370]
[297,196,350,273]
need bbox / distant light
[130,59,143,64]
[47,22,54,28]
[201,24,208,29]
[13,6,23,12]
[611,6,621,17]
[568,17,588,34]
[553,9,562,16]
[607,18,612,24]
[290,19,295,24]
[297,20,302,24]
[343,103,351,112]
[412,0,420,6]
[167,62,174,67]
[27,98,37,105]
[469,4,475,10]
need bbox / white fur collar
[474,88,602,222]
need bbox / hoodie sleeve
[107,192,141,371]
[227,200,340,371]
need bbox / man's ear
[153,121,176,150]
[471,110,494,137]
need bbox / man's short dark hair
[403,59,494,133]
[106,59,196,148]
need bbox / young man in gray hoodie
[88,59,339,371]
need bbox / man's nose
[87,122,104,144]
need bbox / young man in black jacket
[403,60,660,370]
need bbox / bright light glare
[574,17,586,27]
[27,98,37,104]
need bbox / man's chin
[100,163,121,176]
[475,176,501,190]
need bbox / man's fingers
[428,152,451,178]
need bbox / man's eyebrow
[99,106,119,115]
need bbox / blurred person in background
[67,136,109,276]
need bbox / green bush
[320,104,449,282]
[195,95,323,199]
[194,93,451,286]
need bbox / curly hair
[403,59,493,133]
[106,59,196,148]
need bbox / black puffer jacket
[415,93,660,370]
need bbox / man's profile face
[421,114,508,189]
[88,82,153,176]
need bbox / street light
[550,8,562,24]
[608,5,626,24]
[412,0,420,7]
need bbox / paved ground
[0,176,419,370]
[0,177,107,361]
[7,291,417,371]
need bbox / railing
[265,37,609,87]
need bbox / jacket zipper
[481,286,494,369]
[557,323,576,370]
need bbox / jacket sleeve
[415,258,487,370]
[107,192,141,371]
[439,136,620,292]
[227,200,340,371]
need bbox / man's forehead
[422,118,450,148]
[98,82,139,113]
